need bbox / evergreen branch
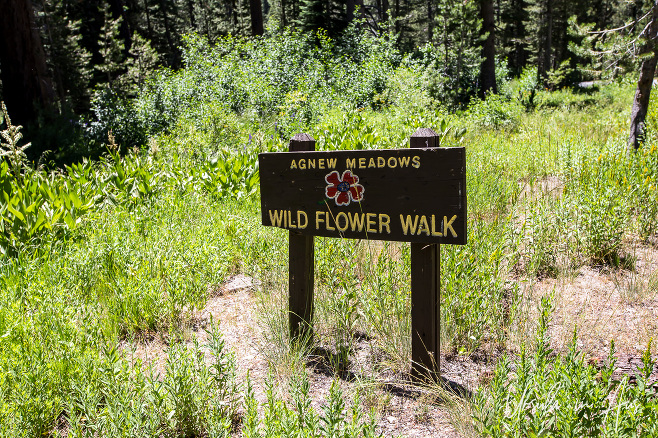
[588,10,652,35]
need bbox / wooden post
[289,133,316,342]
[410,128,440,380]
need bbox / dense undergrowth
[1,29,657,437]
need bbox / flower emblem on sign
[325,170,364,206]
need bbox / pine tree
[429,0,481,107]
[120,32,159,94]
[37,0,93,111]
[0,0,55,126]
[96,3,126,87]
[479,0,497,96]
[499,0,530,75]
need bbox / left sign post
[287,133,316,343]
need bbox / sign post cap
[411,127,438,138]
[291,133,315,142]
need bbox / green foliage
[38,0,93,111]
[473,297,658,438]
[89,29,400,149]
[441,218,521,353]
[96,3,126,87]
[60,322,238,437]
[4,31,658,437]
[243,376,381,437]
[121,32,160,95]
[467,93,524,130]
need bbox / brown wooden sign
[259,148,466,245]
[260,130,467,382]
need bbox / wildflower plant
[0,102,31,179]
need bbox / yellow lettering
[316,211,325,230]
[398,156,410,167]
[412,155,420,168]
[366,213,377,232]
[299,159,306,170]
[308,159,315,169]
[336,212,349,232]
[283,210,288,228]
[346,158,356,169]
[269,210,285,227]
[387,157,397,168]
[379,214,391,233]
[400,215,419,235]
[327,158,337,168]
[359,158,366,168]
[288,210,296,229]
[348,212,365,232]
[444,215,458,237]
[319,159,325,169]
[297,211,308,229]
[377,157,386,168]
[290,160,297,170]
[418,215,430,236]
[326,212,335,231]
[431,215,442,236]
[368,158,376,168]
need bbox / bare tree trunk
[479,0,497,97]
[629,0,658,151]
[249,0,264,35]
[0,0,54,125]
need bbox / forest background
[0,0,654,161]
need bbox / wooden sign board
[259,148,466,245]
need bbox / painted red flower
[325,170,364,206]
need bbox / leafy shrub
[409,43,480,111]
[85,88,147,153]
[243,375,381,437]
[91,28,401,150]
[467,93,523,130]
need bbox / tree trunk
[512,0,527,74]
[347,0,355,22]
[0,0,54,126]
[629,0,658,151]
[187,0,196,29]
[537,0,552,84]
[157,0,177,64]
[427,0,433,42]
[249,0,264,35]
[479,0,497,97]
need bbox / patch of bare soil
[530,241,658,379]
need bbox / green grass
[1,73,658,436]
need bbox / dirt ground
[531,239,658,381]
[124,237,658,437]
